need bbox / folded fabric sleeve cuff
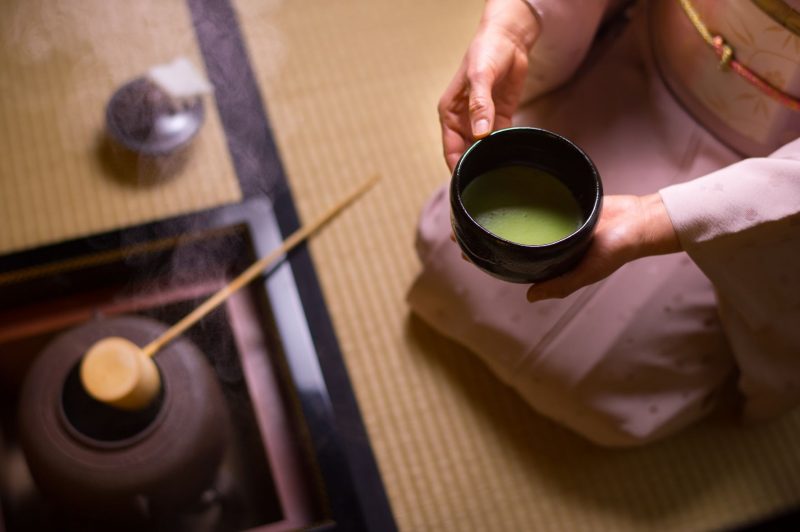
[521,0,612,100]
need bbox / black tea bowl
[450,127,603,283]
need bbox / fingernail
[461,252,469,262]
[450,232,456,242]
[473,119,490,137]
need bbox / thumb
[468,70,495,139]
[526,276,572,302]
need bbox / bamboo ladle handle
[80,174,380,410]
[143,173,379,357]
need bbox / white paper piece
[147,57,213,100]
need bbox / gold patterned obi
[651,0,800,156]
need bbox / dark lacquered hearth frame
[0,0,395,530]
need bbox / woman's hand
[438,0,540,172]
[526,194,682,302]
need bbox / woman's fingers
[526,273,579,302]
[439,65,474,172]
[439,69,495,171]
[442,125,469,172]
[437,0,540,170]
[467,67,495,139]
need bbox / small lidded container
[106,57,213,156]
[450,127,603,283]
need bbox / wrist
[637,193,682,258]
[482,0,540,52]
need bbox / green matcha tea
[461,165,582,245]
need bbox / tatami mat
[0,0,241,255]
[236,0,800,530]
[3,0,799,529]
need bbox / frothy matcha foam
[461,165,582,245]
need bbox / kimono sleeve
[521,0,614,101]
[659,137,800,420]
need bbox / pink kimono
[407,0,800,446]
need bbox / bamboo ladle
[80,175,380,410]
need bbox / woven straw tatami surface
[2,0,799,529]
[236,0,800,530]
[0,0,241,254]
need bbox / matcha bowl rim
[450,126,603,283]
